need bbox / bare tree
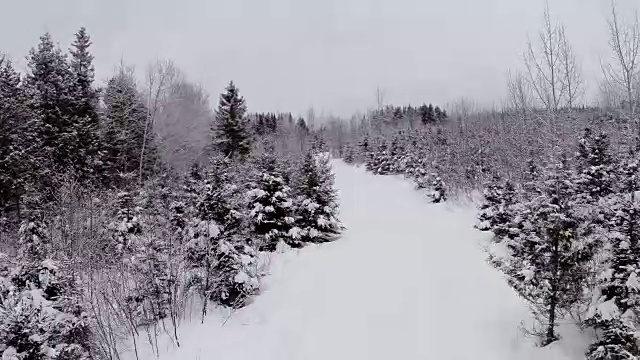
[154,77,213,173]
[306,106,316,130]
[506,69,533,114]
[523,4,567,114]
[140,59,181,184]
[602,0,640,114]
[375,86,386,110]
[558,26,583,109]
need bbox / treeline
[0,30,342,360]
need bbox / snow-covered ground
[127,161,587,360]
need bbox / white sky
[0,0,637,116]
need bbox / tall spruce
[0,57,37,211]
[212,81,251,159]
[24,33,75,197]
[69,27,101,182]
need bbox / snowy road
[137,161,574,360]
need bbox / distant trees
[523,5,583,113]
[601,1,640,114]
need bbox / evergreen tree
[342,143,355,164]
[106,191,142,258]
[429,174,446,203]
[291,151,342,244]
[503,158,597,345]
[585,159,640,360]
[0,57,36,211]
[24,33,76,197]
[247,153,296,251]
[476,175,516,237]
[102,67,157,186]
[575,128,616,201]
[212,81,251,159]
[185,155,258,312]
[68,27,101,182]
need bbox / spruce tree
[585,159,640,360]
[69,27,101,182]
[477,175,516,236]
[24,33,75,177]
[23,33,79,201]
[102,67,158,186]
[0,57,36,211]
[503,157,597,345]
[247,152,296,251]
[212,81,252,159]
[292,151,342,244]
[575,128,616,201]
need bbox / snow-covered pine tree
[102,66,158,187]
[476,175,516,238]
[212,81,252,160]
[23,33,76,198]
[428,174,446,203]
[291,151,342,244]
[575,128,617,202]
[247,152,296,251]
[68,27,101,183]
[476,175,504,232]
[311,130,328,154]
[503,157,597,345]
[342,143,355,164]
[107,191,142,258]
[185,155,258,313]
[0,57,36,212]
[585,158,640,360]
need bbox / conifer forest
[3,2,640,360]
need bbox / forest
[2,1,640,360]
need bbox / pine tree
[477,175,516,236]
[102,67,157,186]
[585,159,640,360]
[575,128,616,201]
[291,151,342,244]
[185,155,258,313]
[0,57,36,211]
[503,158,597,345]
[107,191,142,258]
[342,143,355,164]
[24,33,76,198]
[68,27,101,182]
[212,81,252,159]
[247,153,296,251]
[429,174,446,203]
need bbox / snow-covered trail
[135,161,577,360]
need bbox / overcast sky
[0,0,635,117]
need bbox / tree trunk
[545,231,561,346]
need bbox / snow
[127,161,584,360]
